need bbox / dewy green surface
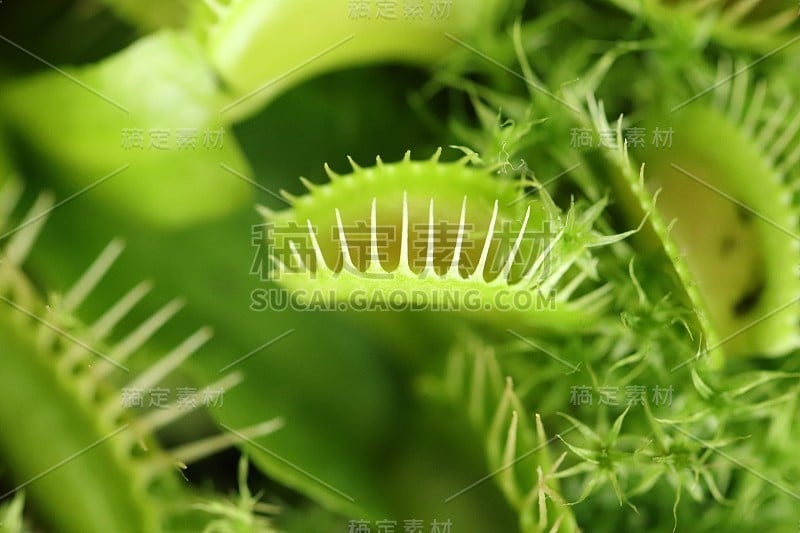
[263,151,637,332]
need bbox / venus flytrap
[538,20,800,359]
[250,71,744,526]
[607,0,799,54]
[466,22,717,369]
[634,60,800,357]
[440,29,716,366]
[363,15,800,529]
[584,99,724,367]
[259,149,638,331]
[196,0,513,121]
[418,334,580,533]
[259,146,704,531]
[0,178,282,532]
[370,62,797,533]
[3,1,800,531]
[0,0,516,226]
[0,31,253,227]
[449,16,798,364]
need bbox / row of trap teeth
[0,179,280,484]
[267,192,567,288]
[281,148,473,197]
[708,58,800,176]
[321,149,448,183]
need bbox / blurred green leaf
[0,30,252,227]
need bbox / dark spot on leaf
[735,205,753,224]
[720,235,737,255]
[733,280,764,317]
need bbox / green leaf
[0,30,252,227]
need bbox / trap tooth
[4,191,53,267]
[367,198,382,272]
[559,270,589,301]
[398,192,410,271]
[769,106,800,162]
[298,176,316,192]
[130,373,262,485]
[346,155,363,173]
[447,196,468,277]
[521,228,565,286]
[123,327,213,392]
[572,284,615,315]
[540,260,575,296]
[453,146,481,166]
[269,253,290,277]
[712,56,732,110]
[102,326,215,421]
[375,155,384,168]
[279,189,297,204]
[500,206,532,283]
[62,239,125,315]
[255,204,276,219]
[756,96,792,149]
[97,282,154,338]
[728,61,749,123]
[288,240,307,270]
[64,280,153,369]
[335,208,357,271]
[132,372,243,441]
[167,418,284,468]
[471,200,499,282]
[305,219,328,271]
[323,162,341,181]
[402,150,412,163]
[430,147,443,163]
[87,298,186,378]
[742,81,766,135]
[422,197,436,276]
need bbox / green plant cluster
[0,1,799,532]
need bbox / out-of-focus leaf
[96,0,191,31]
[200,0,511,120]
[0,30,251,227]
